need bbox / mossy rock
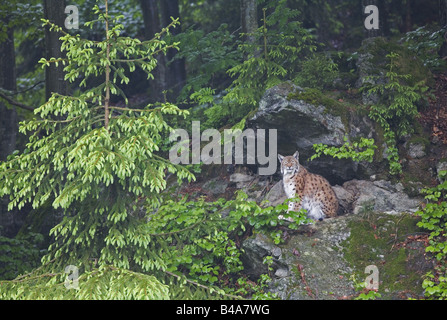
[247,211,430,300]
[287,87,352,134]
[343,212,431,299]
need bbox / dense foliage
[0,190,308,299]
[417,170,447,299]
[360,52,430,174]
[311,137,377,163]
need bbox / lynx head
[278,151,300,175]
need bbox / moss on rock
[343,212,427,299]
[287,88,352,129]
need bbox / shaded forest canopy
[0,0,446,300]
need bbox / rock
[241,216,356,300]
[406,142,426,159]
[274,268,289,278]
[235,176,272,202]
[263,181,287,207]
[248,82,381,185]
[241,234,288,279]
[201,177,228,195]
[436,160,447,182]
[340,180,421,215]
[332,185,355,214]
[241,210,428,300]
[229,173,255,188]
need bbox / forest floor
[420,72,447,145]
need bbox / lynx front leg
[278,200,299,222]
[287,201,297,213]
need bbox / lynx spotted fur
[278,151,338,221]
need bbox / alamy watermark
[64,264,79,290]
[64,4,378,31]
[365,265,379,290]
[364,5,379,30]
[64,5,79,30]
[169,121,277,175]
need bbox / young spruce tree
[0,0,193,297]
[225,0,317,107]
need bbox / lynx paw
[278,215,294,222]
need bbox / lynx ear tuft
[278,154,284,162]
[293,151,299,160]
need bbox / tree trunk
[140,0,166,103]
[405,0,412,33]
[378,0,389,36]
[43,0,67,100]
[442,0,447,26]
[140,0,161,39]
[241,0,258,44]
[0,20,23,238]
[0,22,18,161]
[159,0,185,102]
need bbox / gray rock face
[241,233,288,279]
[406,142,427,159]
[242,217,355,300]
[274,217,355,300]
[263,181,287,207]
[251,84,347,150]
[436,160,447,182]
[248,83,379,185]
[202,177,229,195]
[338,179,421,215]
[229,173,255,188]
[249,83,345,156]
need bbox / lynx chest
[282,171,306,199]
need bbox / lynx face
[278,151,301,175]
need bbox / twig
[5,81,45,96]
[388,213,408,253]
[163,270,241,300]
[297,263,315,299]
[0,91,34,111]
[112,44,178,63]
[108,105,160,112]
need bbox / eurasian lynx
[278,151,339,221]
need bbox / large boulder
[334,179,421,215]
[248,83,382,185]
[242,217,356,300]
